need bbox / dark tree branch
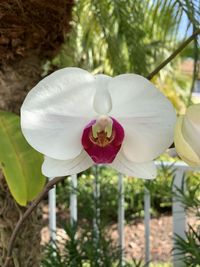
[3,28,200,267]
[147,28,200,80]
[3,176,65,267]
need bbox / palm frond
[52,0,200,78]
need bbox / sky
[178,13,193,39]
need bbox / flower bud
[174,104,200,166]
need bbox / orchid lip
[81,116,124,164]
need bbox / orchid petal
[21,68,97,160]
[174,115,200,166]
[183,104,200,158]
[111,151,156,179]
[93,74,112,114]
[21,112,89,160]
[42,150,93,177]
[108,74,176,162]
[186,104,200,125]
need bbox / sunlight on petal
[21,68,97,159]
[108,74,176,162]
[93,74,112,114]
[21,111,89,160]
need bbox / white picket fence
[48,161,200,267]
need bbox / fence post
[48,177,57,242]
[144,187,151,266]
[118,173,125,266]
[93,166,100,242]
[172,168,186,267]
[92,166,101,266]
[70,174,78,225]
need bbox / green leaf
[0,111,46,206]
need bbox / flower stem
[147,28,200,80]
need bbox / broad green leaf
[0,111,46,206]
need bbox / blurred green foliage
[42,223,124,267]
[42,222,172,267]
[174,175,200,266]
[56,164,200,224]
[51,0,199,76]
[175,224,200,267]
[47,166,200,266]
[43,0,200,112]
[56,163,177,224]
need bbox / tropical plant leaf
[52,0,199,79]
[0,111,46,206]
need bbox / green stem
[147,28,200,80]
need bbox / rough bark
[0,1,73,266]
[0,55,43,267]
[0,54,41,113]
[0,0,73,62]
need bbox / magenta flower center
[81,116,124,164]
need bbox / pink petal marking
[81,117,124,163]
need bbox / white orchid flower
[174,104,200,166]
[21,67,176,179]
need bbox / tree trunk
[0,0,73,266]
[0,55,42,267]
